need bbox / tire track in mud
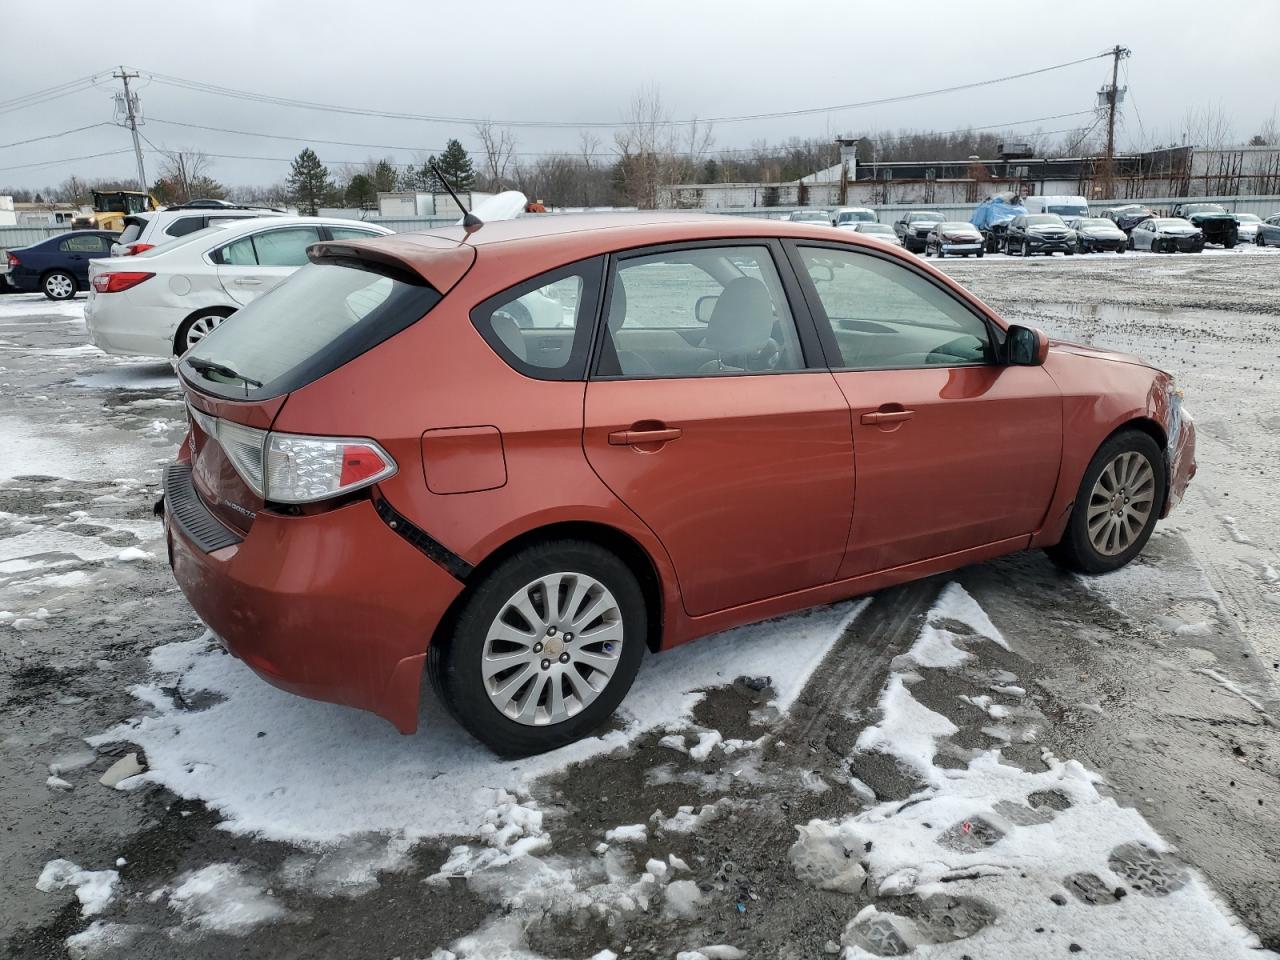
[785,582,941,750]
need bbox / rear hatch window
[180,260,440,400]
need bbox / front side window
[598,245,804,378]
[471,259,601,380]
[799,246,993,369]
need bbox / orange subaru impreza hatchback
[162,214,1195,755]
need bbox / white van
[1024,195,1089,218]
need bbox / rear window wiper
[186,357,264,389]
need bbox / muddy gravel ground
[1,249,1278,960]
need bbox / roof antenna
[432,162,482,228]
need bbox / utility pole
[1099,45,1130,202]
[835,136,859,206]
[113,67,149,195]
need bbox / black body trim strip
[374,497,473,582]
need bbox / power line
[137,53,1110,129]
[144,109,1095,161]
[0,148,135,173]
[0,122,114,150]
[0,72,112,116]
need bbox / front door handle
[860,408,915,425]
[233,278,263,286]
[608,427,682,446]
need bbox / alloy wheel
[1086,451,1156,556]
[184,314,225,351]
[482,572,624,726]
[45,274,74,299]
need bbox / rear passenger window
[597,246,804,378]
[799,247,993,369]
[329,227,384,241]
[166,217,207,238]
[471,259,603,381]
[60,235,108,253]
[217,236,257,265]
[253,227,322,266]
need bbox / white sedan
[85,216,391,359]
[1129,217,1205,254]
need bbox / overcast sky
[2,0,1278,191]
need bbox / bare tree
[156,148,217,203]
[474,121,517,191]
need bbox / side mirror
[1006,325,1049,365]
[694,295,717,323]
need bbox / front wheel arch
[434,520,665,657]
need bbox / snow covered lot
[1,247,1278,960]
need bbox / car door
[787,241,1062,578]
[213,225,323,305]
[1131,221,1152,250]
[582,241,854,617]
[58,234,112,284]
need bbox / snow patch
[36,859,118,916]
[166,863,287,934]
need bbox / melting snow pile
[36,860,119,916]
[92,600,866,845]
[794,583,1269,959]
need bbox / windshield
[938,222,975,231]
[836,209,876,222]
[1075,218,1112,228]
[906,212,941,222]
[1182,204,1226,214]
[857,224,894,233]
[183,261,440,399]
[93,192,151,214]
[1236,213,1261,222]
[1153,219,1189,228]
[791,211,828,221]
[1046,204,1087,216]
[1025,215,1065,226]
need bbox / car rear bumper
[940,242,983,254]
[85,290,180,358]
[162,462,465,733]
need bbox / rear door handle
[233,278,263,286]
[861,409,915,425]
[608,427,682,445]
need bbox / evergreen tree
[436,139,475,191]
[371,159,398,194]
[345,173,376,210]
[287,148,332,216]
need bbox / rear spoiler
[308,234,476,295]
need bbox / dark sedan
[1003,214,1076,256]
[1102,204,1155,234]
[5,231,119,300]
[1257,214,1280,247]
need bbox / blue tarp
[970,197,1027,230]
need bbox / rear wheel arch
[173,305,236,356]
[433,520,666,656]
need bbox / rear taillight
[124,243,155,256]
[92,272,154,293]
[6,253,18,268]
[189,405,395,504]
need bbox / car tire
[1258,234,1266,247]
[174,308,236,356]
[428,539,647,757]
[936,248,945,258]
[1021,240,1030,257]
[1047,429,1167,575]
[976,249,985,258]
[42,270,76,301]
